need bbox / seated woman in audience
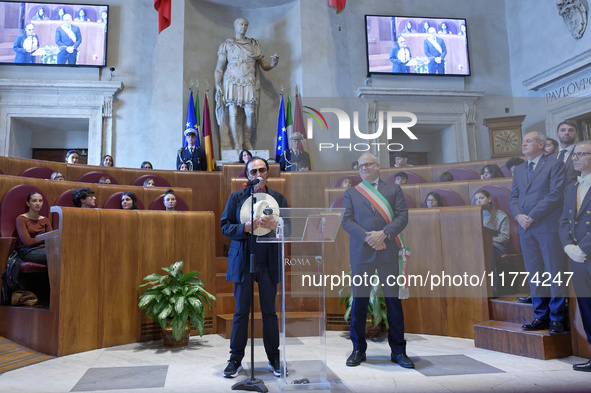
[53,7,66,20]
[178,161,189,171]
[51,171,65,181]
[98,176,111,184]
[141,161,153,170]
[163,189,177,211]
[480,164,504,179]
[101,155,113,167]
[438,171,454,182]
[340,177,352,188]
[75,8,89,21]
[473,190,510,296]
[238,149,252,164]
[15,192,53,264]
[121,192,138,210]
[143,178,155,187]
[425,192,443,208]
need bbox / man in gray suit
[555,120,580,185]
[341,153,413,368]
[510,131,567,334]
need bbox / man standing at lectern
[341,153,414,368]
[220,157,287,378]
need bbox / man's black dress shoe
[391,353,415,368]
[346,350,366,367]
[522,318,549,331]
[517,296,532,303]
[573,359,591,372]
[549,320,567,335]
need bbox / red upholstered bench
[149,194,190,211]
[19,167,56,180]
[77,171,119,184]
[103,192,145,210]
[130,174,172,188]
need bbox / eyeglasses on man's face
[358,162,377,170]
[572,152,591,159]
[249,167,267,176]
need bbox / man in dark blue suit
[510,131,567,334]
[176,129,206,171]
[55,14,81,65]
[342,153,413,368]
[220,157,287,378]
[555,120,580,185]
[423,27,447,74]
[559,140,591,372]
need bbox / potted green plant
[138,260,216,347]
[338,270,388,337]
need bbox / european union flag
[183,89,200,148]
[275,94,287,162]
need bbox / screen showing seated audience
[0,1,108,67]
[365,15,471,76]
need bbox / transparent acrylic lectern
[258,207,344,390]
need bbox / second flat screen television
[365,15,471,76]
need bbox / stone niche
[0,79,123,164]
[356,87,484,163]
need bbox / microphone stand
[232,185,268,393]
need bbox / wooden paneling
[174,211,217,333]
[175,171,224,255]
[6,157,67,178]
[65,164,122,184]
[55,207,101,355]
[98,209,140,348]
[281,172,330,208]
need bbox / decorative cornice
[0,79,124,97]
[522,48,591,91]
[356,87,485,100]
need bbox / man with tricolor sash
[341,153,414,369]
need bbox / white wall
[2,0,574,168]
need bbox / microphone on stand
[242,176,263,187]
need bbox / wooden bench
[0,207,215,356]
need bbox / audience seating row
[0,207,216,356]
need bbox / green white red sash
[355,180,410,299]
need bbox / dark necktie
[528,161,534,182]
[558,149,567,162]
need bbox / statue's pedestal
[217,149,270,166]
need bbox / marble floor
[0,331,589,393]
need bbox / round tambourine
[239,193,280,236]
[23,36,38,53]
[397,47,411,63]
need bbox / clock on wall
[484,115,526,158]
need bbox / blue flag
[183,89,200,148]
[275,95,287,162]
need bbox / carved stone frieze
[557,0,587,39]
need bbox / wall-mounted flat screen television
[365,15,470,76]
[0,1,108,67]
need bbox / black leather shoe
[346,350,366,367]
[391,353,415,368]
[549,320,568,335]
[522,318,549,331]
[517,296,532,303]
[573,359,591,372]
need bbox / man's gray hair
[531,131,547,145]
